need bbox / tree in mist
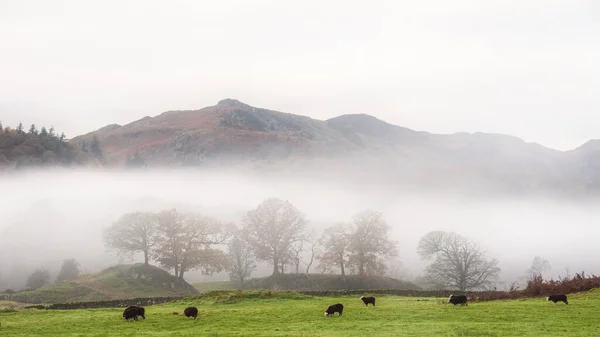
[242,198,307,275]
[418,231,501,291]
[346,211,398,276]
[104,211,159,265]
[55,258,80,283]
[26,269,51,290]
[317,223,351,276]
[303,231,319,275]
[40,126,48,137]
[28,124,37,135]
[226,232,256,287]
[16,123,24,134]
[155,209,231,280]
[525,256,551,280]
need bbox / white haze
[1,168,599,290]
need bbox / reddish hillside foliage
[470,272,600,302]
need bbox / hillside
[0,124,95,169]
[66,98,600,195]
[7,264,198,304]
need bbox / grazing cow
[546,294,568,304]
[123,306,146,321]
[360,296,376,306]
[324,303,344,317]
[448,294,468,306]
[184,306,199,320]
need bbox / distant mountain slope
[68,98,598,195]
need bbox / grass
[1,290,599,336]
[192,280,238,293]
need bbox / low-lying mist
[1,168,599,290]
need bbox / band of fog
[1,169,599,286]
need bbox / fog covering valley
[1,167,599,291]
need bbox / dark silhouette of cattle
[448,294,468,306]
[547,294,568,304]
[123,305,146,321]
[360,296,376,306]
[324,303,344,317]
[184,306,199,319]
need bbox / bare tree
[242,198,306,275]
[303,230,319,275]
[227,232,256,288]
[525,256,551,280]
[317,223,351,276]
[155,209,231,280]
[346,211,398,276]
[289,240,304,274]
[104,212,159,265]
[418,231,501,291]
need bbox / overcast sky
[1,0,598,150]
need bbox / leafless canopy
[242,198,306,275]
[526,256,551,280]
[154,209,231,280]
[103,211,159,265]
[317,223,351,276]
[227,231,256,287]
[347,210,398,276]
[418,231,500,291]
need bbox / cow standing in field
[547,294,568,304]
[123,306,146,321]
[324,303,344,317]
[360,296,376,306]
[184,306,199,319]
[448,294,468,306]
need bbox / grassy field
[192,280,238,293]
[1,290,599,336]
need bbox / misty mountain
[69,99,595,195]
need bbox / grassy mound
[10,264,198,304]
[192,274,421,292]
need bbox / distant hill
[192,274,421,293]
[8,264,198,304]
[67,98,600,195]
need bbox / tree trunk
[339,254,345,276]
[143,250,149,265]
[273,257,280,275]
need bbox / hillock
[6,264,198,304]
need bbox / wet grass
[1,290,598,336]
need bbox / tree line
[104,197,503,291]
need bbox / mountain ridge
[64,99,600,194]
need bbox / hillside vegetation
[2,289,599,336]
[0,123,95,169]
[7,264,197,304]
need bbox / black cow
[123,306,146,321]
[184,306,199,319]
[324,303,344,317]
[547,294,568,304]
[360,296,376,306]
[448,294,468,306]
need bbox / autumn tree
[346,211,398,276]
[242,198,307,275]
[155,209,231,280]
[227,232,256,287]
[418,231,501,291]
[26,268,50,290]
[317,223,351,275]
[55,258,81,283]
[104,212,159,265]
[526,256,551,280]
